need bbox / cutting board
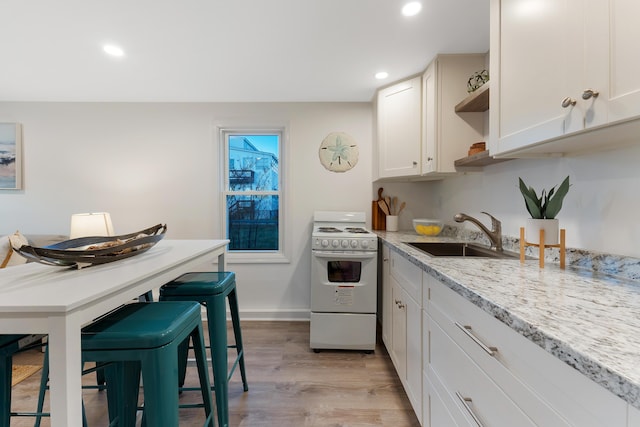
[372,188,386,230]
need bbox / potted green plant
[518,175,570,244]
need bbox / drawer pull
[455,322,497,356]
[455,392,485,427]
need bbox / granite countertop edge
[376,230,640,410]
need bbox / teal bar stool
[38,302,215,427]
[160,272,248,427]
[0,334,47,426]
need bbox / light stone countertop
[376,230,640,410]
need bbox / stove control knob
[341,240,349,248]
[361,240,370,249]
[350,240,358,248]
[321,239,329,248]
[332,239,340,248]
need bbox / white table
[0,239,229,427]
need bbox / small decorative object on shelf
[467,69,489,93]
[520,227,566,269]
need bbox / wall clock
[318,132,359,173]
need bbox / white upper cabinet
[376,54,486,180]
[376,76,422,178]
[490,0,640,157]
[422,55,485,176]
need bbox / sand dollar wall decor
[318,132,359,173]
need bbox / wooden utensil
[378,199,390,216]
[391,197,398,215]
[397,202,406,216]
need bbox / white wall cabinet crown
[490,0,640,157]
[375,54,486,180]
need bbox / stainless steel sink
[405,242,519,259]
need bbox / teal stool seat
[0,334,46,426]
[160,272,248,427]
[39,302,214,427]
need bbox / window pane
[228,135,279,191]
[226,195,279,251]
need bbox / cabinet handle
[426,157,433,161]
[412,161,418,166]
[455,322,497,356]
[395,299,405,309]
[561,97,576,108]
[582,89,600,100]
[455,392,485,427]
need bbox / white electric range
[310,211,378,352]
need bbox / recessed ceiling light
[402,1,422,17]
[375,71,389,80]
[103,44,125,57]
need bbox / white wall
[0,102,373,319]
[412,144,640,259]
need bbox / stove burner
[345,227,368,234]
[317,227,342,233]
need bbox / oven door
[311,250,377,313]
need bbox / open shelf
[454,149,511,168]
[455,82,489,112]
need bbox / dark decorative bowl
[13,224,167,268]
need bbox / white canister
[386,215,399,232]
[525,218,559,245]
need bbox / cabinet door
[422,61,437,174]
[491,0,584,154]
[406,294,422,420]
[591,0,640,126]
[390,277,407,379]
[377,76,422,178]
[381,245,392,347]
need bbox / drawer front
[390,249,422,302]
[427,274,627,427]
[429,316,536,427]
[426,369,474,427]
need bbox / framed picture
[0,123,22,190]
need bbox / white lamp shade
[70,213,114,239]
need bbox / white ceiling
[0,0,489,102]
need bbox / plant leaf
[519,178,543,218]
[545,176,570,219]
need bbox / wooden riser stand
[519,227,566,269]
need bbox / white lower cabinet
[382,248,422,424]
[424,273,628,427]
[629,404,640,427]
[430,314,536,426]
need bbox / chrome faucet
[454,212,503,252]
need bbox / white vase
[525,218,559,245]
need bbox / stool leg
[0,351,11,427]
[177,336,190,389]
[207,295,230,427]
[228,288,248,392]
[34,346,50,427]
[104,361,140,427]
[140,346,180,427]
[192,324,215,427]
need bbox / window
[220,127,287,262]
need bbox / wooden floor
[9,321,420,426]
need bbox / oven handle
[313,251,377,259]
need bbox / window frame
[218,123,290,264]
